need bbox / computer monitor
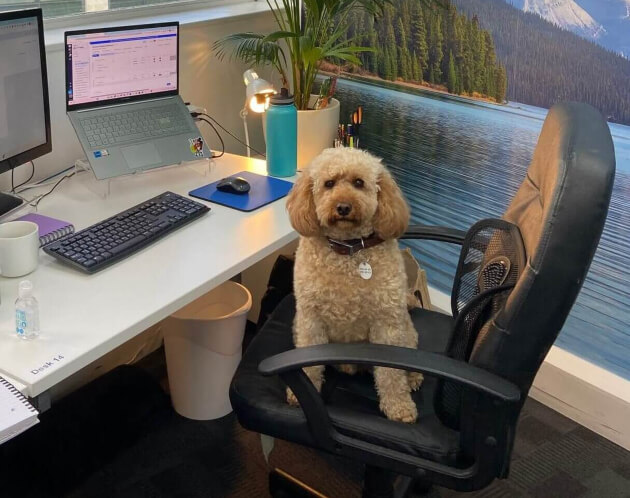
[0,8,51,214]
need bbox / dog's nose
[336,203,352,216]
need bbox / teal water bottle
[266,88,297,177]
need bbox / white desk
[0,154,297,398]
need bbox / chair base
[363,466,432,498]
[268,466,433,498]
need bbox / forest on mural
[333,0,630,124]
[336,0,508,103]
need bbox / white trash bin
[163,281,252,420]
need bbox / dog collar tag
[358,261,373,280]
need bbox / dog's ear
[373,170,409,240]
[286,172,320,236]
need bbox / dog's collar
[326,233,384,256]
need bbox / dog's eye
[353,178,364,189]
[324,180,335,188]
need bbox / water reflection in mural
[334,77,630,379]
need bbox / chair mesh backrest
[436,219,526,429]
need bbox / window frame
[28,0,253,30]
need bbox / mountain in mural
[508,0,604,38]
[506,0,630,56]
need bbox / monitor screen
[0,9,50,170]
[65,23,178,110]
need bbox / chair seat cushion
[230,295,461,465]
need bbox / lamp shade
[243,69,276,113]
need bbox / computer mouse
[216,176,251,194]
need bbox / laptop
[65,22,211,180]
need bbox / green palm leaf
[212,32,290,86]
[212,33,282,66]
[262,31,300,43]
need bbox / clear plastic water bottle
[15,280,40,340]
[265,88,297,177]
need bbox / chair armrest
[259,343,520,403]
[402,225,466,244]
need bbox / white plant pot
[264,96,340,169]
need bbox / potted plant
[213,0,389,166]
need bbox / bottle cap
[270,87,294,105]
[18,280,33,299]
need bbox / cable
[190,112,266,158]
[15,165,76,194]
[31,172,76,209]
[12,161,35,193]
[16,160,89,194]
[202,112,266,157]
[197,117,225,159]
[31,172,75,208]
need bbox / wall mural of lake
[334,77,630,380]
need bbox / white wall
[1,9,281,189]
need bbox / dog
[285,148,422,423]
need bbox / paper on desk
[0,376,39,445]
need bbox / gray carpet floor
[1,347,628,498]
[63,394,630,498]
[105,401,630,498]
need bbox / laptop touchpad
[121,143,162,169]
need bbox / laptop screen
[65,23,178,110]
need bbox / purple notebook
[16,213,74,247]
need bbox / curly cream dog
[286,148,422,423]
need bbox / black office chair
[229,102,615,497]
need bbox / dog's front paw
[286,387,299,406]
[382,396,418,424]
[408,371,424,391]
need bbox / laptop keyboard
[81,104,191,148]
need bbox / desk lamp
[241,69,276,157]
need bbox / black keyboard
[44,192,210,273]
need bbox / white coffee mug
[0,221,39,277]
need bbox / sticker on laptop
[189,137,205,158]
[93,149,109,158]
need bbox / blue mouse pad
[189,171,294,212]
